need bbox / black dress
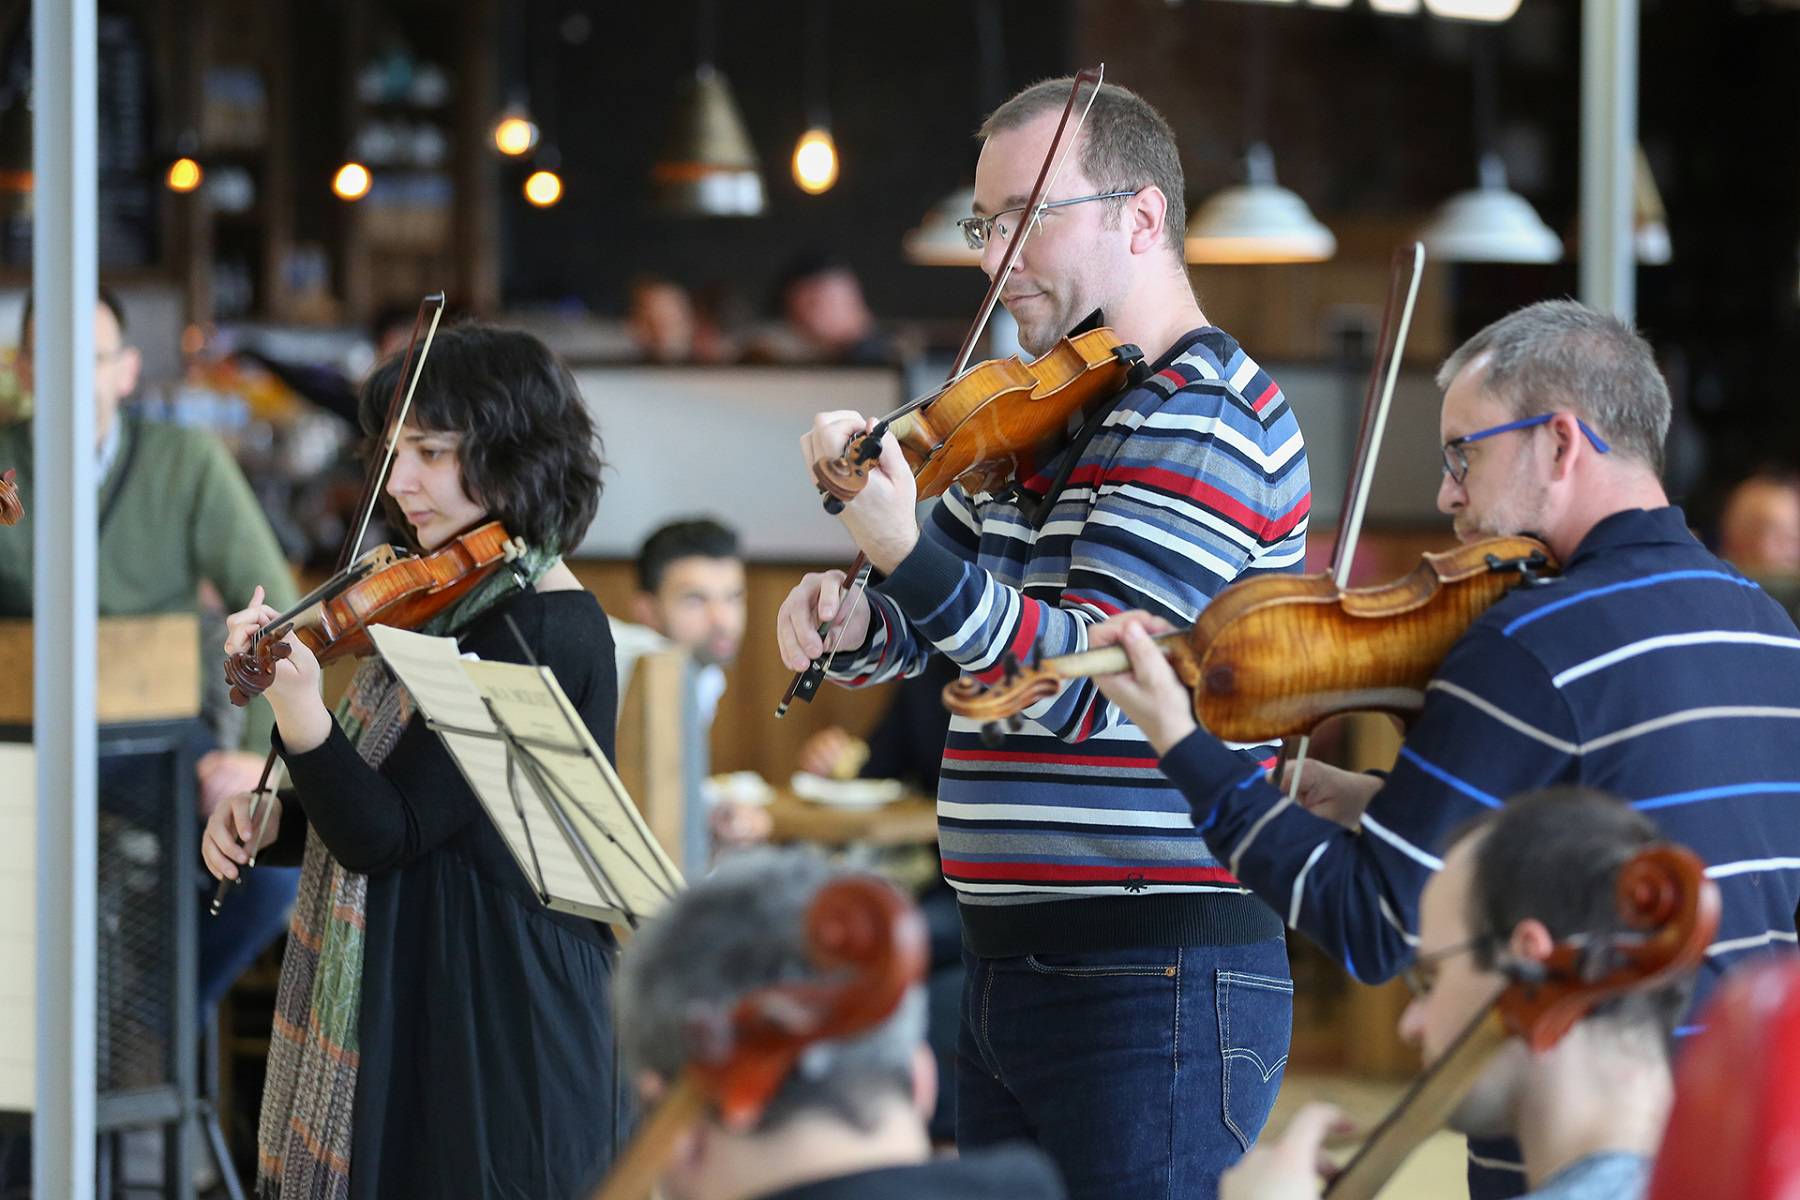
[275,588,620,1200]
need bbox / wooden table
[764,790,940,848]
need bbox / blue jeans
[957,937,1292,1200]
[197,863,300,1017]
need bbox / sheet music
[367,625,681,923]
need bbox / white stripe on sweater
[937,801,1197,829]
[1085,511,1242,580]
[1289,841,1331,927]
[1552,631,1800,688]
[1361,816,1445,871]
[1705,857,1800,880]
[1707,929,1800,956]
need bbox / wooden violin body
[0,468,19,526]
[1180,534,1557,742]
[813,327,1144,506]
[224,519,520,705]
[944,535,1558,744]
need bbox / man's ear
[1548,413,1583,478]
[1128,186,1168,257]
[1507,917,1557,972]
[630,591,659,630]
[119,345,143,397]
[910,1042,938,1124]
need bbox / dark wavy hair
[359,322,603,555]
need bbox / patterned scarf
[256,544,558,1199]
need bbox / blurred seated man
[612,847,1065,1200]
[0,287,302,1015]
[747,252,898,367]
[613,517,764,854]
[1717,467,1800,575]
[627,274,699,364]
[1221,787,1696,1200]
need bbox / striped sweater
[1162,505,1800,1015]
[829,326,1312,956]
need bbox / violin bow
[213,292,447,916]
[779,66,1107,717]
[1280,243,1423,800]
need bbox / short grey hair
[614,849,926,1134]
[980,77,1187,259]
[1436,300,1671,476]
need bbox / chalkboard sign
[0,9,161,269]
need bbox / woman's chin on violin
[387,422,487,551]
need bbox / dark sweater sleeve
[277,591,618,876]
[1160,626,1578,983]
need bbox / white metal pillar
[31,0,99,1194]
[1580,0,1638,319]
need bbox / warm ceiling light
[1185,144,1336,265]
[1418,153,1561,263]
[165,157,203,193]
[332,161,372,202]
[493,114,539,158]
[791,127,838,195]
[653,65,766,217]
[1423,0,1522,19]
[524,169,564,208]
[1371,0,1422,11]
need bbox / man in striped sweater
[1092,299,1800,1197]
[777,79,1310,1199]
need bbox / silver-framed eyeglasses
[956,190,1140,251]
[1441,412,1612,484]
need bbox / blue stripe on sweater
[1502,570,1757,635]
[1395,747,1503,807]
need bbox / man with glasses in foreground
[778,76,1310,1198]
[1222,788,1694,1200]
[1087,299,1800,1197]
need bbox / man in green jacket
[0,288,302,1012]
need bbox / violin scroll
[1501,843,1720,1052]
[687,874,928,1128]
[0,468,20,526]
[224,622,295,706]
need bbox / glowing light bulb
[524,169,564,208]
[165,157,203,193]
[332,162,372,202]
[791,127,839,195]
[1423,0,1521,20]
[493,115,539,157]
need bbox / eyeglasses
[1441,412,1612,484]
[956,190,1140,251]
[1401,938,1487,998]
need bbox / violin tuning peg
[1001,651,1022,682]
[980,722,1005,749]
[1005,716,1023,735]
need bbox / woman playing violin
[203,323,618,1200]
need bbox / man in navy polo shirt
[1091,299,1800,1198]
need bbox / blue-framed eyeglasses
[956,190,1140,251]
[1441,412,1612,484]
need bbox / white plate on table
[789,772,906,810]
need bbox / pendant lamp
[1185,143,1336,264]
[653,2,764,217]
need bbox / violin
[0,467,19,525]
[591,874,929,1200]
[778,66,1115,717]
[210,293,449,917]
[223,519,525,706]
[943,534,1558,743]
[812,326,1144,510]
[939,244,1436,761]
[1324,842,1720,1199]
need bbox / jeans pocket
[1023,948,1179,978]
[1216,968,1294,1151]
